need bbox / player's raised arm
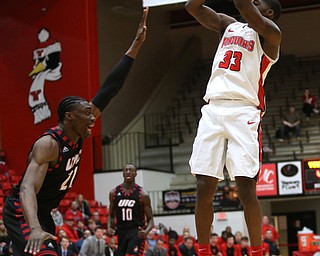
[20,136,58,254]
[233,0,282,59]
[90,8,149,118]
[185,0,236,34]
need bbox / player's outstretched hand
[24,228,57,255]
[134,7,149,44]
[126,7,149,59]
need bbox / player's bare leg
[236,176,263,256]
[195,175,218,256]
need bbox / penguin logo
[29,28,62,124]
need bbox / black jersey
[113,184,145,230]
[12,126,83,211]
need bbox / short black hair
[210,233,219,237]
[264,0,282,21]
[57,96,86,122]
[241,236,249,241]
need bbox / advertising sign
[257,163,278,196]
[302,159,320,193]
[277,161,303,195]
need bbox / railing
[93,132,175,172]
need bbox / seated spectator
[91,211,103,228]
[79,227,106,256]
[234,231,242,245]
[57,236,77,256]
[218,231,228,247]
[76,194,91,222]
[278,105,301,141]
[262,235,270,256]
[263,230,280,256]
[177,226,196,245]
[145,228,157,252]
[225,226,236,242]
[220,235,239,256]
[178,237,198,256]
[76,220,85,239]
[105,237,117,256]
[210,233,222,256]
[0,219,12,256]
[61,217,79,243]
[146,238,167,256]
[236,236,250,256]
[262,216,279,242]
[302,88,319,121]
[164,230,181,256]
[51,208,64,227]
[87,219,97,235]
[65,201,84,225]
[75,229,92,252]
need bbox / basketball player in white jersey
[185,0,282,256]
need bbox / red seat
[0,206,3,215]
[65,191,77,200]
[8,169,16,176]
[10,175,21,185]
[0,197,4,206]
[59,199,72,214]
[1,181,12,195]
[0,174,8,182]
[100,216,108,225]
[88,200,99,207]
[97,206,109,216]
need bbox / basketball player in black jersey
[107,163,154,256]
[2,8,149,256]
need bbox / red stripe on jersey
[257,112,263,174]
[257,54,271,111]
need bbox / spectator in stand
[146,238,167,256]
[105,237,117,256]
[262,216,279,242]
[76,194,91,222]
[278,105,301,141]
[218,231,228,247]
[57,229,68,243]
[0,220,12,256]
[164,230,181,256]
[262,235,270,256]
[178,226,196,245]
[145,228,157,252]
[57,236,77,256]
[51,208,64,227]
[225,226,236,242]
[263,230,280,256]
[75,229,92,251]
[234,231,243,245]
[92,211,103,228]
[220,235,239,256]
[210,233,222,256]
[76,220,85,239]
[236,236,250,256]
[179,236,198,256]
[61,217,79,243]
[302,88,319,121]
[79,226,106,256]
[87,219,97,235]
[65,201,84,225]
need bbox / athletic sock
[251,245,263,256]
[198,244,210,256]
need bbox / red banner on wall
[257,163,278,197]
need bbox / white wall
[154,211,249,240]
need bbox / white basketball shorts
[189,100,262,180]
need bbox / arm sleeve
[91,55,134,112]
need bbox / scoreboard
[303,159,320,193]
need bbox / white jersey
[204,22,278,111]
